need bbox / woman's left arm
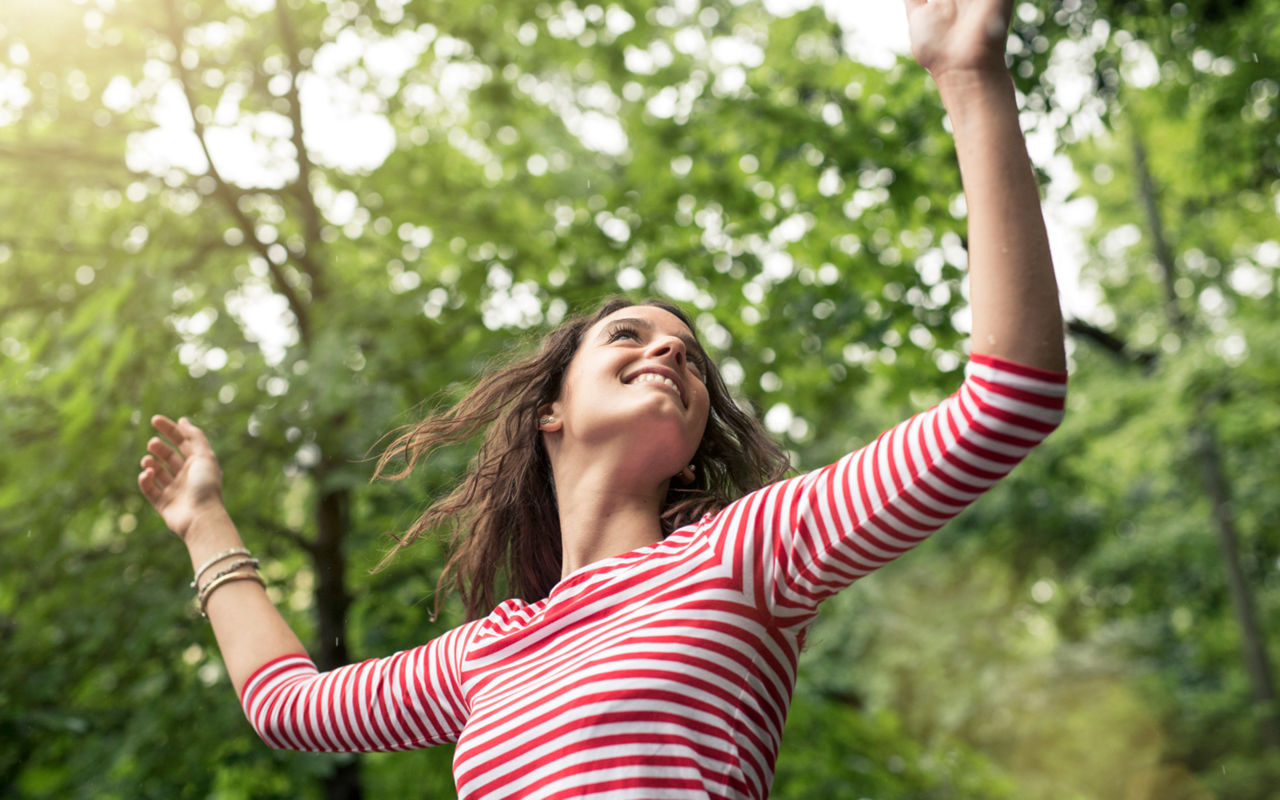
[906,0,1066,372]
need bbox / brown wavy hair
[372,297,790,620]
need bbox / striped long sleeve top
[239,354,1066,799]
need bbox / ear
[537,403,563,432]
[677,464,695,484]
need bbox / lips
[622,366,686,407]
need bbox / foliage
[1,0,1277,797]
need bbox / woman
[138,1,1068,796]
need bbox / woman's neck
[552,468,667,579]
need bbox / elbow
[238,655,327,752]
[1049,369,1069,430]
[243,704,305,751]
[241,688,327,752]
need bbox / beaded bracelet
[197,571,266,618]
[199,558,260,590]
[191,547,252,588]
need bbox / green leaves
[3,0,1278,796]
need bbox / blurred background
[1,0,1278,797]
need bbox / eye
[688,353,707,379]
[605,324,642,343]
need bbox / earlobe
[537,404,563,432]
[678,463,696,484]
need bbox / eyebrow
[600,316,707,361]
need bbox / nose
[646,335,686,368]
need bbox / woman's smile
[622,366,686,407]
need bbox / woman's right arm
[138,415,470,749]
[139,415,306,697]
[182,507,311,693]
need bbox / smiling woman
[368,296,788,618]
[137,1,1067,797]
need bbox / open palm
[905,0,1014,78]
[138,415,225,541]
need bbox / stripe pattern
[239,354,1066,799]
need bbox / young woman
[138,1,1068,796]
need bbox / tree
[1051,0,1280,763]
[802,2,1280,796]
[0,0,985,795]
[6,0,1274,795]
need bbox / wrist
[932,67,1014,103]
[184,505,242,566]
[934,70,1019,132]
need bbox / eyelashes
[605,324,707,377]
[605,323,641,342]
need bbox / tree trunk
[314,475,363,799]
[1191,421,1280,750]
[1131,128,1280,751]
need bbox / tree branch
[1131,128,1189,335]
[252,516,317,555]
[1064,318,1157,371]
[162,0,313,347]
[169,236,233,278]
[275,0,327,301]
[0,237,103,258]
[0,237,228,320]
[1130,121,1280,751]
[0,144,134,173]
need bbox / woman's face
[546,304,711,479]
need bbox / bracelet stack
[191,547,265,617]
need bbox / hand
[905,0,1014,80]
[138,415,225,542]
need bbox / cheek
[556,354,612,415]
[547,376,573,418]
[692,386,712,428]
[557,356,590,404]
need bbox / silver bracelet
[197,558,260,592]
[191,547,252,588]
[198,572,266,618]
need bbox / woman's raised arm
[138,415,307,697]
[140,415,472,750]
[905,0,1067,372]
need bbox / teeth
[630,373,679,393]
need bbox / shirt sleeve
[709,353,1067,630]
[237,619,480,752]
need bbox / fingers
[140,414,210,513]
[143,414,200,485]
[140,454,173,486]
[138,466,164,504]
[151,414,211,456]
[151,414,184,442]
[146,437,184,475]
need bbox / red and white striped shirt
[239,354,1066,798]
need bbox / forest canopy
[1,0,1277,797]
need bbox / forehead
[590,305,697,339]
